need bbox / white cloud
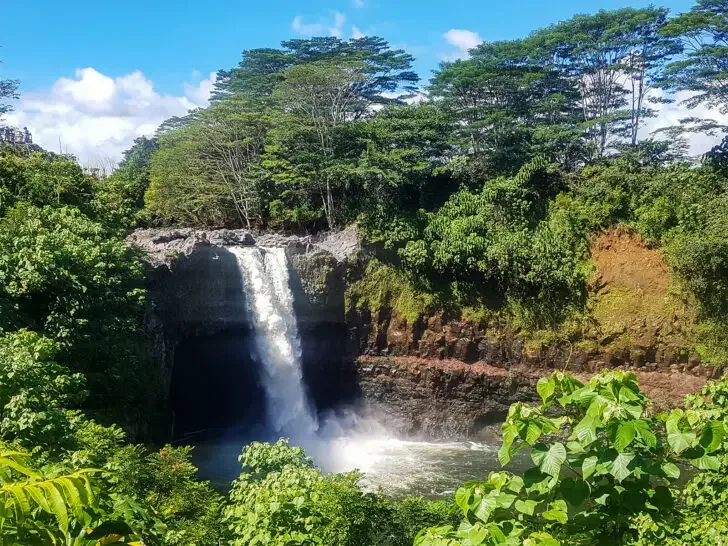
[184,72,217,105]
[442,29,482,61]
[292,12,346,38]
[351,26,365,39]
[5,67,215,166]
[352,0,364,7]
[641,89,728,156]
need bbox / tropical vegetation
[2,0,728,544]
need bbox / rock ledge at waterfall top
[128,227,361,267]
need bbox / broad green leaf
[618,385,640,403]
[594,493,609,505]
[494,492,517,510]
[506,474,524,493]
[531,443,566,478]
[666,409,684,434]
[487,523,507,542]
[542,500,568,524]
[661,462,681,480]
[610,452,635,482]
[455,487,472,515]
[613,421,635,452]
[44,482,69,533]
[525,421,543,445]
[515,499,539,516]
[582,456,598,480]
[667,430,696,455]
[462,522,488,544]
[537,377,555,404]
[559,478,589,507]
[691,454,721,471]
[699,421,725,453]
[525,532,561,546]
[622,403,644,420]
[498,443,513,467]
[572,415,598,445]
[473,496,498,523]
[633,420,657,448]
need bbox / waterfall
[230,246,318,436]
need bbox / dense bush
[417,371,727,546]
[0,331,84,449]
[0,149,95,216]
[224,439,459,546]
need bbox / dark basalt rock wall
[129,228,360,439]
[348,307,719,376]
[132,228,715,443]
[356,357,539,439]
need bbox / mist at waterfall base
[185,246,511,498]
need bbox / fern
[0,449,139,546]
[0,450,95,534]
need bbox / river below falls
[185,430,530,499]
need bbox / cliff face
[131,228,716,442]
[357,356,539,439]
[348,307,713,375]
[129,228,360,437]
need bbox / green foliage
[95,136,158,229]
[0,331,85,449]
[0,203,144,343]
[398,160,588,327]
[224,439,381,545]
[0,61,19,119]
[6,7,728,545]
[0,202,157,425]
[213,36,418,104]
[629,376,728,545]
[146,96,269,228]
[106,444,226,545]
[419,371,722,545]
[238,438,313,479]
[660,0,728,111]
[347,259,436,323]
[0,446,142,546]
[0,149,95,217]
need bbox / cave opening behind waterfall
[170,327,267,440]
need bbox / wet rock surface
[348,306,722,377]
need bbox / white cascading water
[230,246,318,436]
[194,246,502,498]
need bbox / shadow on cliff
[287,261,362,413]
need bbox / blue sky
[0,0,707,163]
[4,0,696,94]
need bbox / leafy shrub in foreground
[224,439,381,545]
[417,371,724,546]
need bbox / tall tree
[194,96,269,229]
[146,100,268,228]
[530,8,678,155]
[212,36,419,109]
[95,136,158,229]
[265,61,368,229]
[353,103,455,245]
[660,0,728,112]
[429,39,583,175]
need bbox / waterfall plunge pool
[174,245,529,499]
[182,427,530,499]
